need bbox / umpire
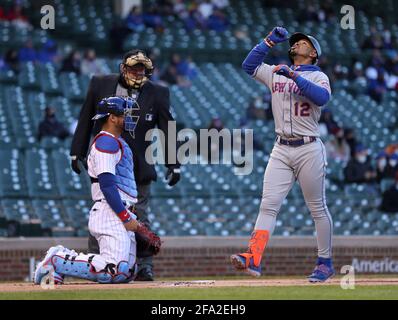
[70,49,181,281]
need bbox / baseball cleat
[230,254,262,277]
[33,245,65,285]
[307,257,335,283]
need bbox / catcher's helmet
[92,96,140,133]
[288,32,321,64]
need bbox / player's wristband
[117,209,132,223]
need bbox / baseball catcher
[34,96,161,285]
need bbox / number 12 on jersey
[294,102,310,117]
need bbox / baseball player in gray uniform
[230,27,335,282]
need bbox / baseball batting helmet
[92,96,140,133]
[288,32,321,65]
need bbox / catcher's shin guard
[49,252,133,284]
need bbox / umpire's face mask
[120,52,153,90]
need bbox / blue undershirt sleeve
[98,172,127,216]
[294,75,330,106]
[242,41,270,76]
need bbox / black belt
[277,136,316,147]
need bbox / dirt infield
[1,278,398,292]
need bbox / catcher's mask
[120,50,154,90]
[92,96,140,133]
[288,32,321,65]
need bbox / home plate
[172,280,216,287]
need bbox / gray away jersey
[253,63,332,138]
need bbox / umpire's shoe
[135,267,154,281]
[307,257,335,283]
[230,254,262,277]
[33,245,65,285]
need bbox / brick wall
[1,236,398,281]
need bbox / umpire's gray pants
[88,183,153,270]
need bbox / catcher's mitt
[135,221,162,256]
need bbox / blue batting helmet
[288,32,322,64]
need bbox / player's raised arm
[242,27,288,87]
[272,64,331,106]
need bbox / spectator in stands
[208,117,224,131]
[3,48,20,73]
[207,9,229,32]
[174,2,201,32]
[160,64,179,85]
[344,128,358,158]
[325,128,350,164]
[386,54,398,90]
[380,172,398,213]
[362,26,385,50]
[298,4,318,23]
[212,0,229,10]
[143,4,165,32]
[344,144,377,183]
[109,20,131,55]
[350,61,367,92]
[5,3,31,30]
[246,96,267,121]
[160,54,192,87]
[37,39,59,64]
[376,151,389,183]
[375,151,398,183]
[156,0,174,16]
[18,40,37,63]
[319,0,336,24]
[206,117,225,163]
[38,107,70,141]
[81,49,104,78]
[125,5,145,32]
[198,0,214,21]
[319,108,340,136]
[59,50,81,75]
[171,53,198,81]
[367,69,387,103]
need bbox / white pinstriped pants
[88,201,136,269]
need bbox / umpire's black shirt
[70,74,179,184]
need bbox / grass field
[1,276,398,300]
[1,285,398,300]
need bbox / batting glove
[264,27,289,48]
[273,64,298,80]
